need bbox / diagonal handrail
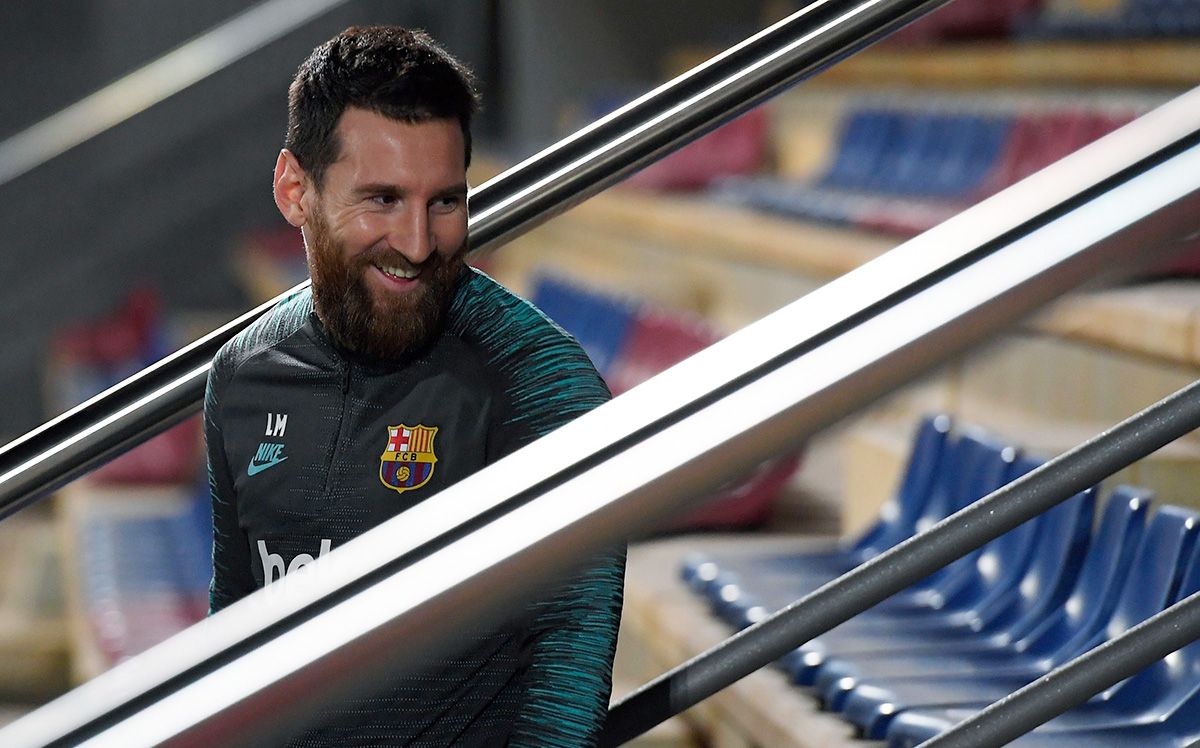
[6,82,1199,748]
[0,0,953,521]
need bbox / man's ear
[273,149,310,227]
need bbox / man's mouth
[372,262,420,281]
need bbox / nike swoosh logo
[247,455,288,476]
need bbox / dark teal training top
[206,267,625,747]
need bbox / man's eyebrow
[436,182,469,197]
[351,182,468,197]
[353,183,404,196]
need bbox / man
[206,26,624,747]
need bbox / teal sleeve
[498,356,625,748]
[509,549,626,748]
[450,269,627,746]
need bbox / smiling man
[205,26,624,747]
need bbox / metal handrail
[0,0,350,186]
[6,81,1199,748]
[0,0,954,523]
[927,585,1200,748]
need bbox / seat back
[1146,596,1200,739]
[820,108,900,190]
[911,432,1017,592]
[1091,523,1200,709]
[915,430,1011,534]
[1019,486,1150,657]
[853,414,953,558]
[949,114,1011,197]
[876,110,938,195]
[1157,536,1200,713]
[913,432,968,534]
[1079,505,1200,655]
[996,485,1096,640]
[956,433,1018,518]
[965,455,1048,608]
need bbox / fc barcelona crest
[379,424,438,494]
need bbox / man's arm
[509,547,625,748]
[205,362,255,614]
[453,270,627,745]
[490,363,625,747]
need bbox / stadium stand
[889,535,1200,745]
[841,493,1197,738]
[669,417,1200,744]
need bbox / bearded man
[205,26,624,747]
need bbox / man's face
[302,108,469,360]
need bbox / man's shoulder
[212,287,315,380]
[448,268,610,432]
[448,268,591,369]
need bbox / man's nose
[387,207,435,264]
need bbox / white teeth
[375,263,418,280]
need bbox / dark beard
[306,207,465,361]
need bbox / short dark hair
[286,25,480,188]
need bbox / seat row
[1029,0,1200,39]
[892,0,1198,41]
[681,416,1200,745]
[712,101,1144,237]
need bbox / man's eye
[372,195,397,206]
[431,197,461,214]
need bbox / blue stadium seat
[700,430,1006,623]
[709,107,1011,232]
[887,520,1200,746]
[908,113,965,197]
[814,483,1096,710]
[76,491,216,664]
[710,176,866,227]
[821,109,903,191]
[840,494,1192,740]
[162,489,217,606]
[809,108,1012,201]
[680,415,952,592]
[939,114,1012,198]
[1024,0,1128,39]
[1125,0,1200,37]
[815,451,1040,633]
[894,692,1200,746]
[704,433,1020,682]
[775,446,1041,686]
[877,111,1009,199]
[871,111,934,194]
